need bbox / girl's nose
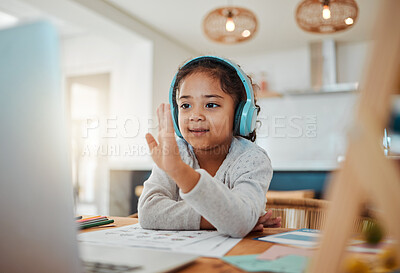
[189,109,205,121]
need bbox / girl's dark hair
[172,57,260,142]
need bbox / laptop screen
[0,21,81,273]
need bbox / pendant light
[295,0,358,34]
[203,7,258,44]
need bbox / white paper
[255,229,320,248]
[174,234,242,257]
[78,224,242,257]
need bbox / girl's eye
[206,103,219,108]
[180,103,191,109]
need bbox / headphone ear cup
[234,102,245,135]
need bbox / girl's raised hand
[146,103,183,174]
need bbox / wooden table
[81,216,294,273]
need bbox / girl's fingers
[156,104,161,128]
[264,210,273,217]
[264,216,282,227]
[252,224,263,232]
[258,210,272,224]
[156,104,167,143]
[158,104,165,130]
[265,217,279,226]
[145,133,158,152]
[165,104,175,134]
[257,215,266,224]
[156,104,175,134]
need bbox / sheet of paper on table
[78,224,241,257]
[258,245,315,260]
[223,254,309,273]
[254,228,320,248]
[255,229,394,254]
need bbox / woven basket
[266,197,371,232]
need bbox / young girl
[138,56,280,238]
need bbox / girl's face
[177,72,236,152]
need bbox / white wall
[23,0,197,214]
[69,0,198,170]
[233,41,371,93]
[231,41,370,170]
[256,93,359,170]
[22,0,197,170]
[69,0,198,126]
[337,41,370,83]
[61,34,153,214]
[232,46,311,93]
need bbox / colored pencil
[79,219,114,230]
[77,216,104,223]
[78,216,109,225]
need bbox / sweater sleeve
[138,164,202,230]
[179,149,272,238]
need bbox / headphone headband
[169,56,257,138]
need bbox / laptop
[0,21,197,273]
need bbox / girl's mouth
[189,129,209,136]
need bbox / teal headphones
[169,56,258,138]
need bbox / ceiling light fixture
[241,30,251,38]
[225,11,235,32]
[295,0,358,34]
[322,4,331,20]
[345,17,354,25]
[203,6,258,44]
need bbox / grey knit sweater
[138,136,273,238]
